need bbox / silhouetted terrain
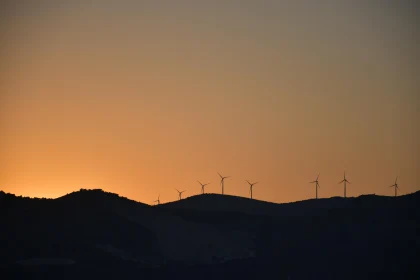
[1,189,419,280]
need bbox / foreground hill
[1,189,419,280]
[0,189,254,267]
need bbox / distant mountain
[158,192,413,216]
[1,189,419,280]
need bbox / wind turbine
[197,181,210,194]
[246,180,258,199]
[153,194,160,205]
[218,172,230,195]
[389,177,399,197]
[338,171,351,198]
[309,174,320,199]
[175,189,186,200]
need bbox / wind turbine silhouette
[153,194,160,205]
[339,171,351,198]
[389,177,399,197]
[309,174,320,199]
[246,180,258,199]
[218,172,230,195]
[175,189,186,200]
[197,181,210,194]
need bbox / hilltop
[1,189,419,280]
[163,191,420,207]
[158,192,418,217]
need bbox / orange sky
[1,1,418,204]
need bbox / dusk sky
[1,1,418,204]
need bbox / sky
[0,0,419,204]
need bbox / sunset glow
[1,1,418,204]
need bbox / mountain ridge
[1,188,419,279]
[2,188,418,208]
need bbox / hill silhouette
[1,189,419,280]
[158,192,413,217]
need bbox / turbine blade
[395,177,398,184]
[309,181,316,183]
[246,180,251,185]
[339,180,345,184]
[347,180,351,184]
[316,174,320,180]
[217,172,223,178]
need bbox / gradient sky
[1,0,419,204]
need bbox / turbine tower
[153,194,160,205]
[389,177,399,197]
[309,174,320,199]
[246,180,258,199]
[175,189,186,200]
[197,181,210,194]
[338,171,351,198]
[218,172,230,195]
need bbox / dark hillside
[0,190,163,267]
[159,191,420,279]
[1,189,419,280]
